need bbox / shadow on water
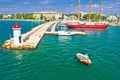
[58,36,72,42]
[0,46,3,52]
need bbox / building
[33,11,63,21]
[107,14,119,21]
[1,14,12,19]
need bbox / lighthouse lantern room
[12,23,22,45]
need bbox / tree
[0,14,3,19]
[83,13,102,21]
[14,13,35,19]
[43,16,47,21]
[40,14,44,20]
[83,14,89,20]
[62,14,64,19]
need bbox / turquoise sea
[0,20,120,80]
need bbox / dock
[2,21,87,50]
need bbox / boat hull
[58,31,74,36]
[67,24,108,29]
[76,53,91,65]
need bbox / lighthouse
[12,23,22,45]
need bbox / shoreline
[0,19,45,22]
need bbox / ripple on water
[0,22,120,80]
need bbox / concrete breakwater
[2,21,87,50]
[2,21,58,49]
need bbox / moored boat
[76,53,91,65]
[68,0,108,29]
[58,31,74,36]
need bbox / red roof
[13,23,21,29]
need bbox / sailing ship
[66,0,108,29]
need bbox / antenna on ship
[78,0,80,21]
[100,0,102,22]
[89,0,92,22]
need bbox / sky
[0,0,120,16]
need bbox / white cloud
[22,2,31,5]
[38,0,53,5]
[92,4,99,8]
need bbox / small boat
[76,53,91,65]
[58,31,74,36]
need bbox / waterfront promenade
[2,21,86,50]
[22,21,58,49]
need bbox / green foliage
[43,16,47,21]
[40,14,44,20]
[12,13,35,19]
[66,13,78,18]
[66,13,81,20]
[62,14,64,19]
[0,14,3,19]
[83,13,102,21]
[66,13,107,21]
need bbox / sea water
[0,20,120,80]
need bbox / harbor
[0,18,120,80]
[0,0,120,80]
[2,21,86,50]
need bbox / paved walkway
[23,21,57,48]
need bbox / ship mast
[100,0,102,22]
[78,0,80,21]
[89,0,92,22]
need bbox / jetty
[2,21,87,50]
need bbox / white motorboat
[58,31,74,36]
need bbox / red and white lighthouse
[12,23,22,45]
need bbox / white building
[33,11,63,21]
[107,15,118,21]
